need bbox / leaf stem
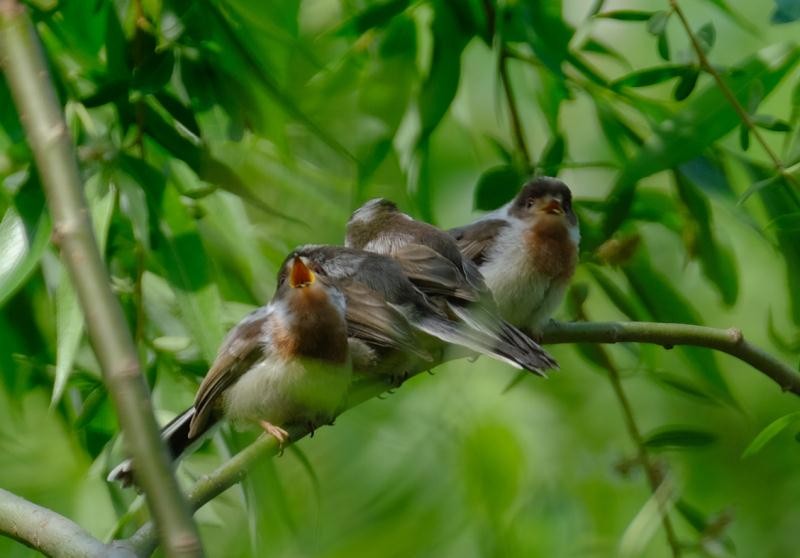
[669,0,798,187]
[0,2,203,557]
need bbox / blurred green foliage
[1,0,800,556]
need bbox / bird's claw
[260,420,289,455]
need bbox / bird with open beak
[108,255,352,486]
[345,198,556,376]
[449,177,579,332]
[293,244,556,379]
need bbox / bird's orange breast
[525,217,578,281]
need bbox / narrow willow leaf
[602,43,800,237]
[752,114,792,131]
[612,64,689,89]
[539,134,566,175]
[742,412,800,457]
[52,178,116,405]
[643,427,717,450]
[771,0,800,24]
[739,124,750,150]
[596,10,654,21]
[657,31,670,61]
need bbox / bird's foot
[388,370,409,388]
[307,421,318,438]
[260,420,289,454]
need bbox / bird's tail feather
[413,314,556,376]
[107,407,213,487]
[446,303,556,375]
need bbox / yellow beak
[289,257,315,288]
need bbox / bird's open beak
[289,257,315,288]
[541,198,564,215]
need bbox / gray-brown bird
[108,255,352,486]
[449,177,579,331]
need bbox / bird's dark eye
[526,197,536,208]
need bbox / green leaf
[623,254,734,402]
[539,134,566,176]
[462,422,524,515]
[643,427,717,450]
[340,0,411,35]
[739,124,751,150]
[657,31,670,61]
[772,0,800,24]
[473,165,523,211]
[651,372,722,404]
[596,10,654,21]
[52,176,116,405]
[0,205,51,308]
[674,171,738,305]
[696,22,716,53]
[613,64,691,89]
[673,67,700,101]
[647,11,671,35]
[742,412,800,458]
[155,187,225,364]
[752,114,792,132]
[603,43,800,237]
[586,265,646,321]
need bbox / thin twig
[580,315,682,556]
[0,3,203,557]
[0,488,134,557]
[499,53,533,170]
[118,319,800,556]
[669,0,799,188]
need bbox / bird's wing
[190,308,270,436]
[392,243,480,302]
[448,219,509,265]
[338,279,431,361]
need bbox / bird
[293,244,555,378]
[108,255,352,486]
[448,176,579,332]
[345,198,556,376]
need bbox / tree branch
[669,0,799,189]
[542,320,800,395]
[0,488,134,558]
[118,319,799,556]
[0,2,203,556]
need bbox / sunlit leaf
[647,11,671,35]
[696,23,716,54]
[742,411,800,457]
[752,114,792,131]
[0,204,50,308]
[52,176,116,405]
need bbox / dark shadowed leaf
[612,64,689,89]
[587,265,647,321]
[673,67,700,101]
[752,114,792,131]
[340,0,411,35]
[771,0,800,23]
[739,124,751,150]
[657,31,670,61]
[651,372,723,404]
[643,427,717,450]
[596,10,654,21]
[473,165,522,211]
[539,134,566,176]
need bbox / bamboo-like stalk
[0,2,202,556]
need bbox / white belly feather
[223,355,350,428]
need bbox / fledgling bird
[345,198,556,375]
[449,177,579,331]
[108,256,352,486]
[294,244,555,377]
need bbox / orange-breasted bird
[449,177,579,331]
[108,255,352,486]
[344,198,556,376]
[293,244,554,375]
